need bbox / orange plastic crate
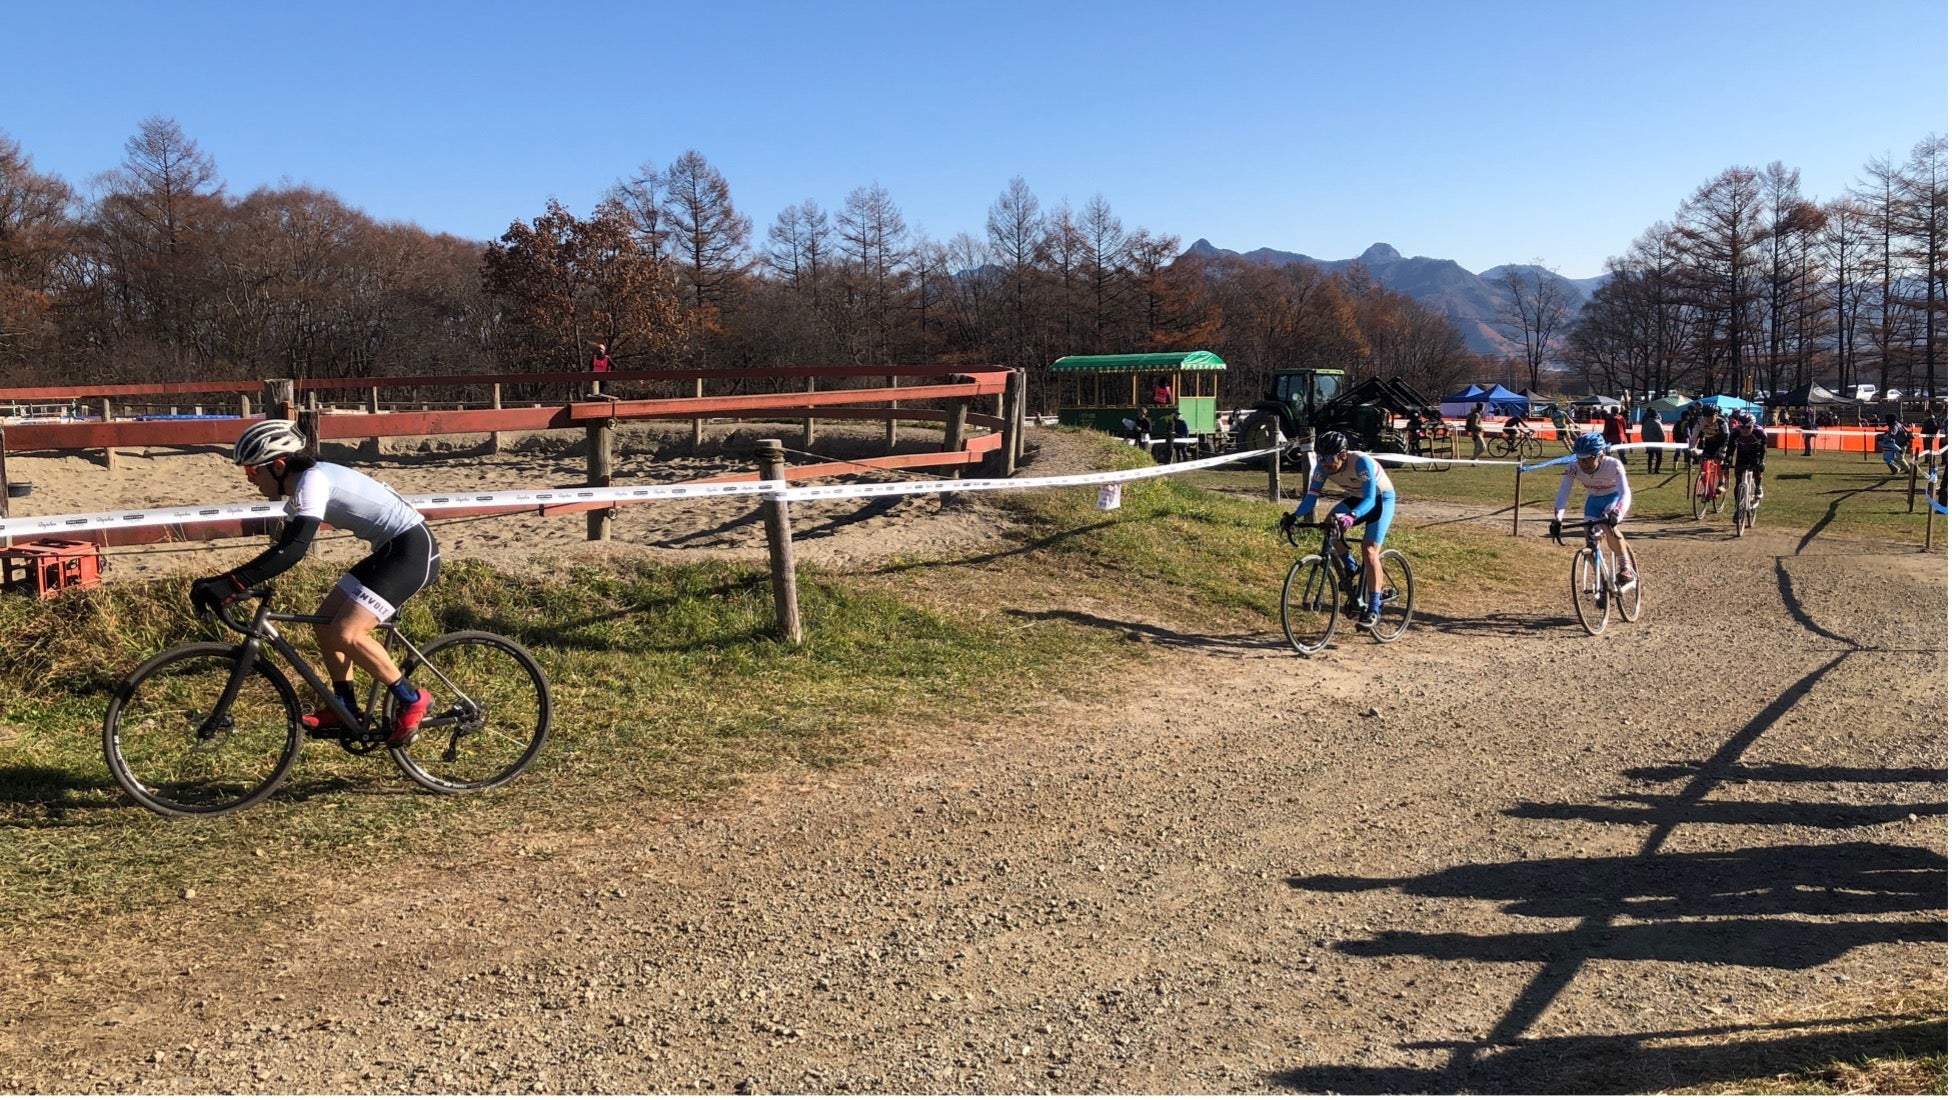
[1,538,104,599]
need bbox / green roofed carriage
[1050,351,1227,454]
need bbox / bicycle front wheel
[1522,437,1543,460]
[1571,548,1610,635]
[1619,557,1644,623]
[1733,475,1753,535]
[103,642,303,817]
[1691,473,1709,519]
[1368,549,1416,642]
[1280,555,1340,655]
[388,631,551,793]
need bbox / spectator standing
[1601,406,1629,447]
[1466,402,1487,460]
[590,343,612,373]
[1800,406,1819,456]
[1923,403,1944,460]
[1639,405,1667,473]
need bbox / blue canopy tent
[1696,394,1763,419]
[1438,384,1488,418]
[1476,384,1532,416]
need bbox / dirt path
[1,439,1945,1094]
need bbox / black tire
[1522,436,1544,460]
[1733,472,1754,535]
[1368,548,1415,642]
[1691,470,1710,519]
[1490,436,1516,458]
[1619,553,1644,623]
[1571,547,1610,635]
[386,631,551,794]
[1280,555,1340,655]
[103,642,303,817]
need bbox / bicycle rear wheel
[103,642,303,817]
[1571,548,1610,635]
[387,631,551,794]
[1368,549,1415,642]
[1280,555,1340,655]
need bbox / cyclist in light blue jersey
[1280,431,1397,627]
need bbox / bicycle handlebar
[202,585,275,634]
[1549,516,1617,546]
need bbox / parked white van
[1852,384,1879,401]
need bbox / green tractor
[1233,368,1430,464]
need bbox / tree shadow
[0,764,125,820]
[1505,796,1946,829]
[1270,1014,1946,1094]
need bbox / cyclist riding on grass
[189,419,441,747]
[1721,411,1770,502]
[1551,432,1636,589]
[1279,431,1397,628]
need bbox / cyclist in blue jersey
[1280,431,1397,627]
[189,420,440,747]
[1551,432,1635,589]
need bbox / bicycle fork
[198,636,266,743]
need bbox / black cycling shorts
[337,525,441,622]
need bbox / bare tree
[835,182,909,363]
[1493,261,1573,392]
[0,132,76,371]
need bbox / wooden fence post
[239,393,251,419]
[756,438,803,644]
[801,374,816,451]
[490,383,503,454]
[1512,463,1523,536]
[365,385,384,458]
[586,415,614,542]
[997,371,1022,477]
[691,376,705,448]
[0,426,10,521]
[265,379,295,422]
[100,399,116,471]
[886,373,899,450]
[1266,442,1282,502]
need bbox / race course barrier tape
[773,447,1280,503]
[0,479,792,541]
[0,449,1288,539]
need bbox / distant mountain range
[1181,240,1607,358]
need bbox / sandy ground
[0,425,1944,1094]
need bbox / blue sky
[2,0,1944,279]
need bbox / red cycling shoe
[388,689,430,747]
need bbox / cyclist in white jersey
[190,420,441,746]
[1551,432,1635,588]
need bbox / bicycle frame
[1697,459,1724,496]
[210,591,442,739]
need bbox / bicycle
[1488,423,1544,460]
[1554,517,1642,635]
[103,585,551,817]
[1278,519,1415,655]
[1690,456,1726,519]
[1732,467,1760,536]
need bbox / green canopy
[1049,351,1226,373]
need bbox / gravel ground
[0,435,1944,1094]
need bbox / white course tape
[0,479,790,540]
[772,447,1280,503]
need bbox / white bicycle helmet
[233,419,307,467]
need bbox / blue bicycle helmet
[1314,430,1349,458]
[1572,432,1608,457]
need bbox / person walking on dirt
[1466,403,1486,460]
[1639,406,1667,473]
